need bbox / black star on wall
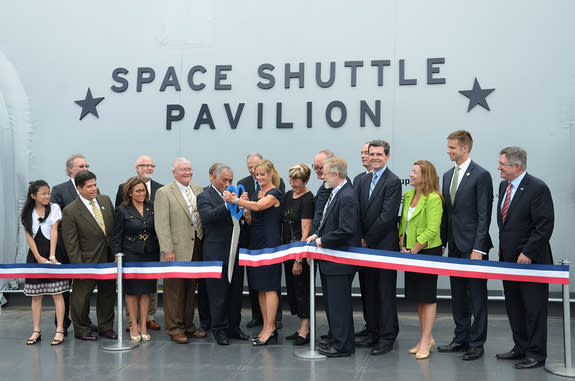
[459,78,495,112]
[74,88,104,120]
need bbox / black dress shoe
[215,336,230,345]
[317,346,351,358]
[229,329,249,340]
[437,342,469,353]
[293,334,310,346]
[356,336,379,347]
[462,346,484,361]
[514,357,545,369]
[355,327,369,337]
[77,333,98,341]
[370,343,393,356]
[317,337,334,349]
[286,331,300,340]
[99,330,118,340]
[246,318,262,328]
[496,350,525,360]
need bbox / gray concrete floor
[0,299,573,381]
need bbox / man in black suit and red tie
[495,146,554,370]
[355,139,401,355]
[197,164,249,345]
[438,130,493,361]
[307,157,360,358]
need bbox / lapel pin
[466,172,470,176]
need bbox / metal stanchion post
[295,257,326,359]
[101,253,139,351]
[546,259,575,377]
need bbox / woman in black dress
[223,159,283,346]
[112,177,160,342]
[22,180,69,346]
[282,163,314,346]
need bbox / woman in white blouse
[21,180,70,345]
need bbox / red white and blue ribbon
[239,241,569,285]
[0,261,222,280]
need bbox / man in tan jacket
[154,158,207,344]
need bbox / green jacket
[398,188,443,250]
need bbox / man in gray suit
[154,158,208,344]
[438,130,493,361]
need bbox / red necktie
[501,182,512,223]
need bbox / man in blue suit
[307,157,360,357]
[495,147,554,369]
[355,139,402,355]
[438,130,493,361]
[197,164,248,345]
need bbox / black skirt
[404,245,442,303]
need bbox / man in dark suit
[237,152,285,329]
[438,130,493,361]
[197,164,248,345]
[495,147,554,369]
[310,150,335,235]
[352,142,372,188]
[115,155,164,332]
[61,170,117,341]
[307,157,360,357]
[51,153,93,334]
[355,139,401,355]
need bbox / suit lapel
[452,161,474,205]
[77,199,105,235]
[503,174,529,225]
[367,169,389,207]
[319,185,344,230]
[409,193,427,219]
[170,182,193,223]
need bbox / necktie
[450,166,460,204]
[185,187,204,239]
[319,192,334,228]
[89,200,106,234]
[369,172,377,199]
[501,182,512,223]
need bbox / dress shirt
[500,171,527,211]
[449,157,471,192]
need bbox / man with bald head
[115,155,164,331]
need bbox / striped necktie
[319,192,334,227]
[89,200,106,234]
[369,172,377,199]
[501,182,512,223]
[185,187,204,239]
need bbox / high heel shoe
[408,345,419,355]
[51,331,65,346]
[27,331,42,345]
[415,341,435,360]
[130,327,141,342]
[253,330,278,346]
[140,333,151,341]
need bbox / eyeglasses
[312,164,323,172]
[498,161,513,167]
[137,164,156,168]
[74,164,90,169]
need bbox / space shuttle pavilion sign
[73,57,495,130]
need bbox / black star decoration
[459,78,495,112]
[74,88,104,120]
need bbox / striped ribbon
[239,241,569,285]
[0,261,222,280]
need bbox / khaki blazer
[61,195,114,264]
[154,180,203,261]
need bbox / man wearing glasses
[115,155,164,332]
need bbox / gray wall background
[1,0,574,297]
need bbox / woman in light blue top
[398,160,444,360]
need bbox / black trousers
[206,264,244,338]
[362,267,399,344]
[321,273,355,354]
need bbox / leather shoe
[317,337,334,349]
[437,342,469,353]
[229,329,249,340]
[188,329,208,338]
[462,346,484,361]
[147,320,161,330]
[356,336,379,347]
[370,343,393,356]
[246,318,262,328]
[77,333,98,341]
[317,346,351,358]
[215,335,230,345]
[171,334,189,344]
[99,330,118,340]
[514,357,545,369]
[496,350,524,360]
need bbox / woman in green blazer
[398,160,444,360]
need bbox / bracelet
[295,259,302,264]
[235,199,239,205]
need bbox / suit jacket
[112,202,159,256]
[154,180,203,261]
[61,195,114,264]
[115,179,163,207]
[316,182,361,275]
[197,186,234,264]
[356,168,401,250]
[352,172,367,189]
[51,179,78,210]
[497,173,554,264]
[441,160,493,257]
[398,189,443,250]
